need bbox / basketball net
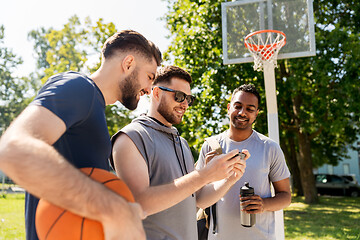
[244,30,286,71]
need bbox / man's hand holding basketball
[102,201,146,240]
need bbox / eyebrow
[234,101,257,109]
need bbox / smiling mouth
[174,107,185,115]
[235,117,248,122]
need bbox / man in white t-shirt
[196,84,291,240]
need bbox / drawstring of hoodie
[147,116,194,198]
[172,132,194,197]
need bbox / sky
[0,0,171,114]
[0,0,170,75]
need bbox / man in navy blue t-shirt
[0,30,162,240]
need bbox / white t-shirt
[196,130,290,240]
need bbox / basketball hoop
[244,30,286,71]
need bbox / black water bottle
[240,182,256,227]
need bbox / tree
[28,16,133,135]
[0,25,35,135]
[164,0,360,203]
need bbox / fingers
[241,149,250,160]
[203,149,249,182]
[226,149,250,165]
[204,150,217,164]
[239,195,264,214]
[232,162,246,176]
[229,152,247,174]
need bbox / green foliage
[165,0,267,159]
[277,0,360,167]
[164,0,360,202]
[0,25,36,134]
[105,104,133,137]
[28,16,88,83]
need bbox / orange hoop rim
[244,29,286,51]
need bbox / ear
[121,55,136,73]
[227,102,231,115]
[152,86,161,101]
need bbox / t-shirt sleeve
[31,76,95,129]
[269,142,291,183]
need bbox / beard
[231,116,252,130]
[157,97,183,125]
[120,68,141,110]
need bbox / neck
[148,107,172,127]
[227,126,253,142]
[90,66,119,106]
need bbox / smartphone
[231,152,246,160]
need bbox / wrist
[261,197,271,212]
[195,168,212,185]
[94,191,131,223]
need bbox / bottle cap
[240,182,254,194]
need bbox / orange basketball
[35,167,135,240]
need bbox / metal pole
[263,61,280,144]
[263,60,284,240]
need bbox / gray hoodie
[111,115,198,240]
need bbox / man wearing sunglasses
[110,65,248,240]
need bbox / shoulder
[31,72,101,128]
[206,131,226,144]
[35,72,97,103]
[43,72,94,90]
[252,130,279,148]
[112,118,152,145]
[215,131,228,143]
[121,120,150,136]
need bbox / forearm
[196,178,235,209]
[263,191,292,212]
[135,170,208,215]
[0,135,129,222]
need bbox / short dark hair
[153,65,192,86]
[232,84,261,107]
[102,30,162,66]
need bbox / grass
[0,193,359,239]
[0,193,25,240]
[284,196,360,240]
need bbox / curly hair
[231,84,261,107]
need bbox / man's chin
[232,122,249,130]
[123,99,139,111]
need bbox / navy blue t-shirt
[25,71,111,240]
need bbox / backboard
[222,0,316,65]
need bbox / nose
[238,107,246,116]
[144,84,152,95]
[180,99,189,109]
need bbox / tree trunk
[292,94,318,203]
[297,132,318,203]
[281,137,303,196]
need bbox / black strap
[211,203,217,234]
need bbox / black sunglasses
[158,86,196,106]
